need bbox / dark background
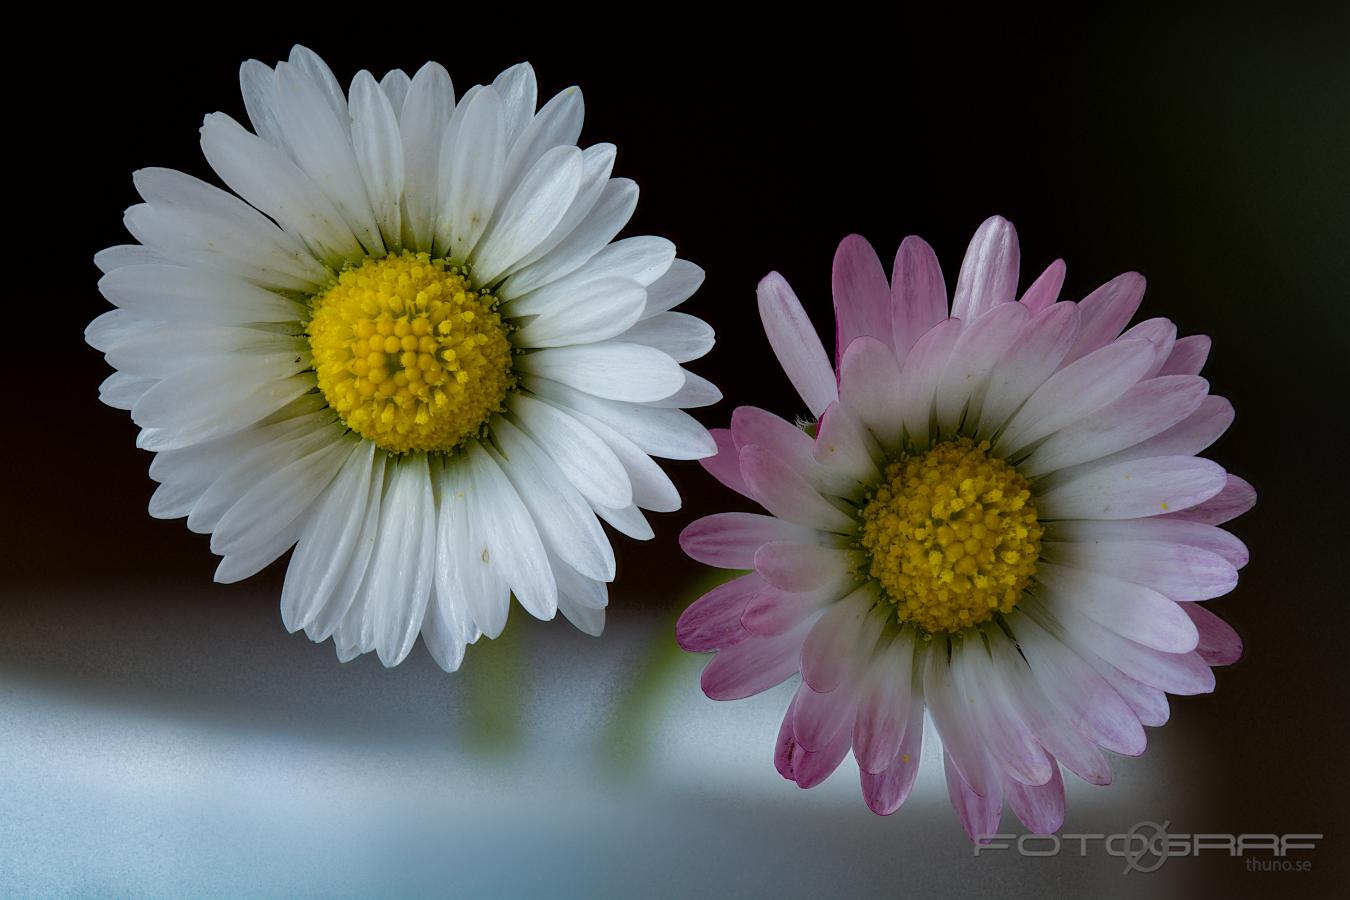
[4,9,1347,898]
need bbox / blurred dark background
[3,9,1347,898]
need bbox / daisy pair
[679,217,1251,837]
[87,46,717,670]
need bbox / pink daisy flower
[678,216,1252,839]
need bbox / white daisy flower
[87,46,718,670]
[679,217,1250,836]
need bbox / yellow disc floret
[859,438,1041,635]
[307,251,514,454]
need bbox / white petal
[517,342,685,402]
[616,312,714,363]
[472,145,583,284]
[470,441,558,619]
[507,393,632,509]
[641,258,705,319]
[349,69,406,250]
[199,113,360,265]
[1036,456,1227,520]
[501,84,582,196]
[568,411,682,512]
[359,454,436,666]
[399,62,455,250]
[511,277,647,348]
[437,86,505,260]
[974,302,1080,440]
[499,180,639,297]
[99,264,304,324]
[492,62,539,151]
[526,377,716,459]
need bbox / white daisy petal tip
[90,48,717,673]
[682,219,1249,836]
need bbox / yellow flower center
[859,438,1042,635]
[307,251,514,454]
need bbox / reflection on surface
[1,589,1197,898]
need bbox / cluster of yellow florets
[307,251,514,454]
[859,437,1041,634]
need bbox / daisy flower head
[679,217,1251,838]
[87,46,718,671]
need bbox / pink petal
[800,588,878,693]
[1036,456,1228,520]
[1014,615,1146,756]
[755,540,857,592]
[860,701,925,815]
[698,428,751,498]
[1047,517,1248,569]
[1035,562,1199,652]
[896,317,964,447]
[993,337,1159,457]
[1005,761,1066,835]
[944,750,1003,843]
[757,271,837,417]
[839,336,905,448]
[951,215,1020,323]
[1019,259,1066,313]
[813,400,881,486]
[1043,540,1237,602]
[1063,272,1146,364]
[832,234,894,360]
[733,405,858,499]
[700,617,812,700]
[793,678,860,752]
[1158,334,1212,376]
[934,301,1029,437]
[1020,375,1209,476]
[890,235,948,362]
[955,641,1054,787]
[987,630,1113,786]
[1119,318,1177,379]
[789,709,857,789]
[675,572,763,652]
[741,444,857,533]
[924,643,995,798]
[741,582,839,636]
[774,693,801,779]
[1184,603,1243,666]
[1090,661,1171,727]
[852,632,916,774]
[976,301,1080,439]
[680,512,819,569]
[1046,599,1216,696]
[1163,474,1256,525]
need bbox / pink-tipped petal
[800,587,877,693]
[813,400,881,486]
[699,428,751,497]
[741,444,857,533]
[832,234,894,360]
[1035,563,1200,653]
[860,701,925,815]
[793,678,860,752]
[1014,615,1145,756]
[790,707,857,789]
[732,406,858,499]
[944,750,1003,843]
[680,512,820,569]
[741,582,840,636]
[890,235,949,362]
[1158,334,1212,376]
[755,541,858,592]
[1042,541,1238,602]
[1044,599,1216,696]
[1046,518,1249,569]
[1005,762,1066,835]
[951,215,1020,323]
[839,336,905,448]
[994,338,1159,457]
[1163,474,1256,525]
[1019,375,1209,476]
[1063,272,1147,364]
[1036,456,1228,521]
[757,272,837,417]
[934,301,1029,438]
[896,317,964,447]
[924,644,994,798]
[976,301,1080,439]
[676,572,764,652]
[1184,603,1244,666]
[852,632,917,774]
[774,694,801,779]
[700,618,812,700]
[1019,259,1066,313]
